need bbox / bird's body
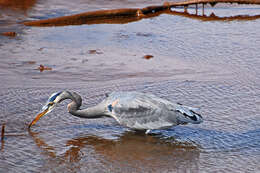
[29,91,203,132]
[101,91,202,130]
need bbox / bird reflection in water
[28,130,200,172]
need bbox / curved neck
[68,101,105,118]
[60,91,106,119]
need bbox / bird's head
[28,91,63,128]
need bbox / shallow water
[1,0,260,172]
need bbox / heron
[28,91,203,133]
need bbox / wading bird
[29,91,203,133]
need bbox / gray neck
[60,91,106,119]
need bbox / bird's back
[101,91,202,130]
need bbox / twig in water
[1,124,5,141]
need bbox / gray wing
[103,92,181,130]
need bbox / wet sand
[1,0,260,172]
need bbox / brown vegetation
[1,32,17,37]
[23,0,260,27]
[0,0,36,11]
[23,5,168,27]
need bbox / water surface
[1,0,260,172]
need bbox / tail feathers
[176,105,203,124]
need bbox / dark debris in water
[38,64,52,72]
[143,54,154,60]
[88,49,103,55]
[1,124,5,141]
[26,61,36,65]
[136,32,152,37]
[1,31,17,37]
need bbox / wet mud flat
[1,0,260,172]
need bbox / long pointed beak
[28,109,48,128]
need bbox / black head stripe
[49,92,62,102]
